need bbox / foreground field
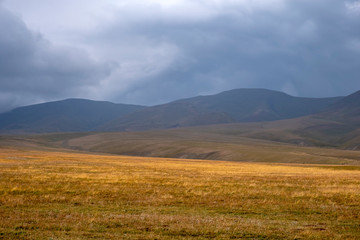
[1,147,360,239]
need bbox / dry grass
[42,131,360,165]
[0,147,360,239]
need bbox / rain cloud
[1,0,360,111]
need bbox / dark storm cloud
[0,4,112,112]
[86,0,360,104]
[1,0,360,110]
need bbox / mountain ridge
[0,88,353,134]
[99,88,343,131]
[0,98,144,133]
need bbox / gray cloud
[0,4,112,112]
[1,0,360,111]
[80,0,360,104]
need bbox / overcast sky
[1,0,360,112]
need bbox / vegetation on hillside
[100,88,342,131]
[26,128,360,164]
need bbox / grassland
[1,146,360,239]
[34,129,360,165]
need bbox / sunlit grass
[1,147,360,239]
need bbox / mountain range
[0,88,346,133]
[0,99,144,133]
[1,88,360,153]
[100,89,342,131]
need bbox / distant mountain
[0,99,144,133]
[187,90,360,149]
[317,90,360,124]
[100,89,343,131]
[88,90,360,154]
[288,90,360,148]
[28,91,360,160]
[2,89,359,155]
[0,89,348,134]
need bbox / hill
[21,89,358,158]
[289,90,360,148]
[0,99,144,133]
[316,90,360,124]
[183,90,360,150]
[17,126,359,165]
[100,88,342,131]
[0,88,358,163]
[0,89,344,134]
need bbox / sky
[1,0,360,112]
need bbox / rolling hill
[99,88,342,131]
[290,90,360,148]
[317,90,360,124]
[18,125,360,165]
[0,88,351,134]
[180,90,360,150]
[0,99,144,133]
[0,89,358,163]
[22,89,358,160]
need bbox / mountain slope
[22,126,360,165]
[316,90,360,124]
[100,89,342,131]
[0,99,144,133]
[289,90,360,147]
[187,90,360,149]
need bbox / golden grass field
[1,147,360,239]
